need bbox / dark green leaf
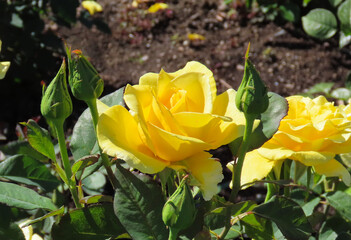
[70,87,124,179]
[319,216,351,240]
[336,233,351,240]
[326,191,351,221]
[240,213,273,240]
[279,2,300,22]
[0,154,60,192]
[0,140,47,162]
[50,0,79,24]
[22,119,56,161]
[51,203,126,240]
[0,222,25,240]
[113,164,168,240]
[302,9,337,40]
[249,92,288,151]
[253,196,312,240]
[338,0,351,35]
[0,182,57,211]
[290,189,320,217]
[329,0,343,7]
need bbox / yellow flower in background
[236,95,351,187]
[97,61,247,200]
[187,33,206,41]
[148,3,168,13]
[0,40,10,80]
[81,1,103,15]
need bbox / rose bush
[97,61,247,200]
[236,95,351,186]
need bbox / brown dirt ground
[56,0,351,98]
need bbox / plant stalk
[86,99,118,190]
[219,113,255,240]
[54,119,82,208]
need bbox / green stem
[264,172,276,202]
[54,119,82,209]
[86,99,118,190]
[219,113,255,240]
[168,227,179,240]
[283,160,291,197]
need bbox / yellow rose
[81,1,103,15]
[237,95,351,186]
[97,61,247,200]
[0,40,10,80]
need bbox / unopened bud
[235,43,269,116]
[41,60,72,122]
[66,45,104,102]
[162,177,196,235]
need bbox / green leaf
[329,0,343,7]
[338,0,351,35]
[326,191,351,221]
[302,9,337,40]
[290,189,320,217]
[50,0,79,24]
[340,31,351,48]
[0,222,25,240]
[113,164,168,240]
[82,171,106,195]
[253,196,312,240]
[305,82,335,95]
[250,92,288,151]
[279,2,300,22]
[23,206,65,227]
[70,87,124,179]
[240,213,273,240]
[0,154,60,192]
[51,203,126,240]
[0,182,57,211]
[22,119,56,161]
[303,0,313,7]
[330,88,351,100]
[319,216,351,240]
[0,140,47,162]
[80,195,113,204]
[71,154,99,180]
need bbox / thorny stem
[219,113,255,240]
[54,119,82,209]
[86,98,118,190]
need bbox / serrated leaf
[70,87,124,179]
[302,9,337,40]
[253,196,312,240]
[71,154,99,180]
[0,154,60,192]
[51,203,126,240]
[113,164,168,240]
[0,182,57,211]
[338,0,351,35]
[22,119,56,161]
[326,191,351,221]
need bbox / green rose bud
[66,45,104,102]
[41,60,72,122]
[235,43,269,117]
[162,177,196,238]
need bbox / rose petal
[314,159,351,186]
[172,151,223,201]
[147,122,211,162]
[97,105,168,173]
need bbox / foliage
[0,44,350,240]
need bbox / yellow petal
[258,144,335,165]
[147,3,168,13]
[96,99,109,116]
[97,105,168,173]
[171,72,214,113]
[0,61,10,80]
[239,150,279,187]
[187,33,206,41]
[314,159,351,186]
[173,152,223,201]
[82,1,103,15]
[139,72,159,88]
[173,112,242,148]
[147,122,211,162]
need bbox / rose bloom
[97,61,247,200]
[235,95,351,186]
